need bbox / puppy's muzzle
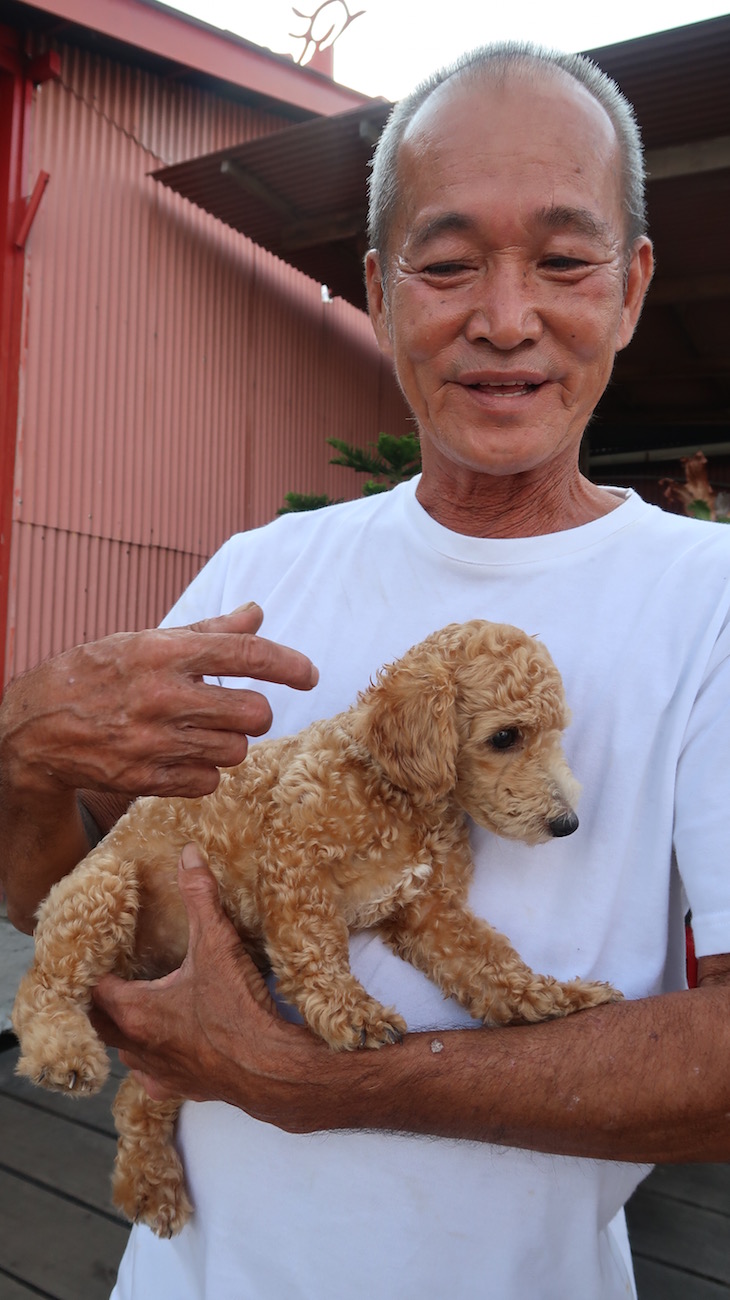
[548,810,579,838]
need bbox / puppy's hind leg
[112,1074,191,1237]
[13,851,140,1095]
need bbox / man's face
[366,70,653,483]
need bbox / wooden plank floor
[627,1162,730,1298]
[1,1031,729,1298]
[0,1033,130,1299]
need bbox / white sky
[165,0,729,100]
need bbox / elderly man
[2,41,730,1300]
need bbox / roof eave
[16,0,372,116]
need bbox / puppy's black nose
[548,810,579,837]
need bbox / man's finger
[91,971,144,1044]
[185,603,318,688]
[178,629,319,690]
[165,687,273,740]
[188,602,264,637]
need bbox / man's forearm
[299,982,730,1163]
[0,666,93,930]
[0,779,91,931]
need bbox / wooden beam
[648,272,730,305]
[281,209,367,250]
[591,440,730,467]
[646,134,730,181]
[220,160,297,221]
[614,360,730,382]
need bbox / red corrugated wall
[5,43,409,681]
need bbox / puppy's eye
[488,728,520,751]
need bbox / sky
[165,0,729,100]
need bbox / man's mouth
[466,379,542,396]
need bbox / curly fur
[13,619,621,1237]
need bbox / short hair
[367,42,647,267]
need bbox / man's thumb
[180,841,210,874]
[177,841,227,938]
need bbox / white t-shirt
[112,480,730,1299]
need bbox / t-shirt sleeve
[159,538,241,629]
[158,510,326,632]
[674,611,730,957]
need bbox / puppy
[13,619,620,1236]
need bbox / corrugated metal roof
[152,15,730,302]
[2,0,370,120]
[152,99,391,309]
[585,16,730,149]
[153,15,730,453]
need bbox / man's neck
[414,459,620,539]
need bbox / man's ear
[365,250,393,358]
[616,236,654,353]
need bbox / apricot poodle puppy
[13,619,620,1236]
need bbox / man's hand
[91,844,330,1127]
[1,602,317,801]
[0,603,318,929]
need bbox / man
[2,42,730,1300]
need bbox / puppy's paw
[319,1000,407,1051]
[557,979,624,1013]
[474,973,623,1026]
[353,1005,407,1051]
[15,1017,110,1096]
[113,1150,193,1238]
[513,976,622,1022]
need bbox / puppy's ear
[353,647,459,798]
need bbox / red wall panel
[4,44,408,681]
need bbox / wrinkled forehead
[402,62,618,158]
[390,65,623,247]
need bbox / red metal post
[0,30,33,688]
[14,170,51,250]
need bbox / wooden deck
[0,1033,129,1299]
[627,1163,730,1299]
[0,1032,729,1299]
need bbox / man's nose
[463,264,542,349]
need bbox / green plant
[278,492,336,515]
[327,432,421,495]
[278,432,421,514]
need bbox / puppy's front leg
[382,894,621,1026]
[259,864,406,1050]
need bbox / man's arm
[92,848,730,1165]
[0,605,317,931]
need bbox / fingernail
[180,842,206,870]
[233,601,261,615]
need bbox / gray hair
[367,42,647,267]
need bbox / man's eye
[423,262,470,277]
[542,256,588,272]
[488,728,520,751]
